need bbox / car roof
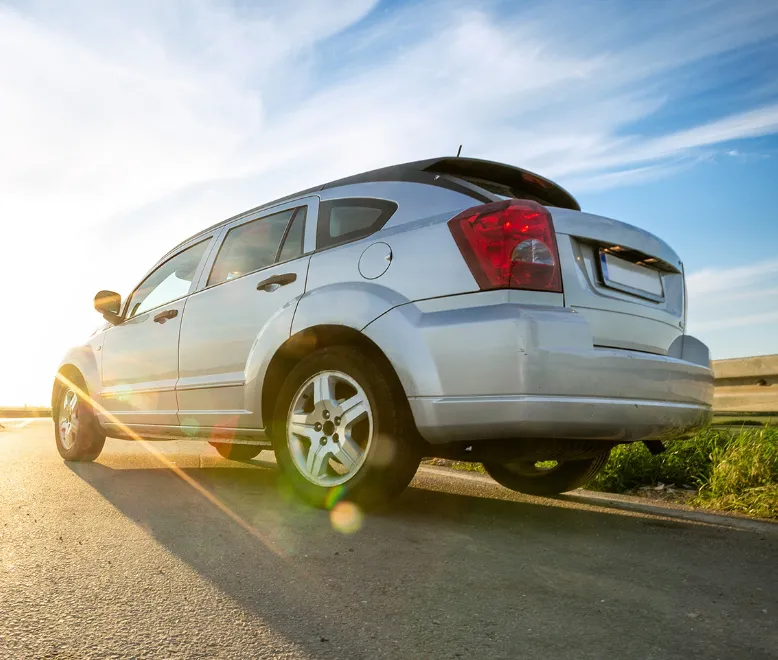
[166,157,580,256]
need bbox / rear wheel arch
[260,325,414,435]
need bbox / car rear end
[358,159,714,446]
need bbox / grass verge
[587,427,778,519]
[429,427,778,519]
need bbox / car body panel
[100,299,185,426]
[362,290,711,443]
[550,207,686,355]
[177,255,310,429]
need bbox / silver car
[53,157,714,509]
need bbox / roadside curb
[417,464,778,534]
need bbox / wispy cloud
[687,258,778,297]
[686,259,778,352]
[694,310,778,333]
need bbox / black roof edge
[318,157,580,211]
[414,157,580,211]
[168,157,579,255]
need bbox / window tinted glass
[317,198,397,249]
[127,239,209,318]
[208,209,294,286]
[330,207,382,237]
[277,207,306,263]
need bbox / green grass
[588,427,778,519]
[694,428,778,518]
[587,428,731,492]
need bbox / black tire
[483,452,610,496]
[210,443,262,461]
[271,346,420,510]
[53,373,106,462]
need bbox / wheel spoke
[305,442,330,480]
[312,373,336,406]
[333,436,362,470]
[288,413,316,440]
[338,394,368,430]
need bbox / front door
[176,200,313,431]
[100,238,212,427]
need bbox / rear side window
[317,198,397,249]
[208,208,297,286]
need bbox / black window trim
[315,197,398,251]
[274,206,307,263]
[204,205,307,290]
[121,236,214,322]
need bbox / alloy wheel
[58,389,80,450]
[286,370,373,487]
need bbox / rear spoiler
[419,157,581,211]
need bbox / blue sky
[0,0,777,404]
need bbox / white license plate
[599,251,664,301]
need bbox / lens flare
[325,485,345,510]
[329,501,362,534]
[53,372,283,558]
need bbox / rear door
[176,197,316,431]
[100,237,214,427]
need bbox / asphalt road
[2,421,777,660]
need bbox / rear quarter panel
[295,181,483,337]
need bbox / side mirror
[94,290,122,325]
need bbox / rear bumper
[408,395,712,444]
[362,291,714,445]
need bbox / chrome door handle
[256,273,297,291]
[153,309,178,324]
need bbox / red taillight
[447,199,562,292]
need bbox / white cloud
[694,310,778,333]
[1,0,778,403]
[686,259,778,356]
[686,258,778,297]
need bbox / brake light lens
[447,199,562,292]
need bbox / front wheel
[483,452,610,496]
[53,375,106,462]
[271,347,420,510]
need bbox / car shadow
[66,455,778,659]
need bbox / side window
[208,209,295,287]
[126,239,210,318]
[317,198,397,249]
[277,207,306,263]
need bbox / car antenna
[456,144,462,157]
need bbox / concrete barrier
[0,408,52,418]
[712,354,778,414]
